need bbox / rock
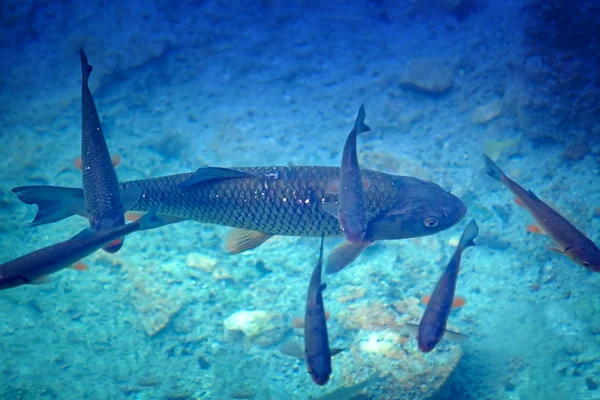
[186,252,217,272]
[472,100,503,124]
[223,310,286,347]
[400,58,454,94]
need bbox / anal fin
[225,229,273,254]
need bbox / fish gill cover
[0,1,599,400]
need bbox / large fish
[322,103,370,244]
[413,219,478,353]
[304,234,332,386]
[0,210,168,291]
[79,48,139,253]
[483,154,600,272]
[12,166,466,272]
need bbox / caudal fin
[459,219,479,249]
[11,186,87,226]
[482,154,506,182]
[354,103,371,135]
[80,48,93,86]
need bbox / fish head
[566,244,600,272]
[339,212,367,244]
[89,215,125,253]
[417,322,445,353]
[307,356,331,386]
[367,178,466,240]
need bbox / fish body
[304,234,331,386]
[0,211,165,291]
[483,154,600,272]
[80,48,128,253]
[418,219,478,352]
[13,166,466,270]
[330,103,371,244]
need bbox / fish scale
[122,166,401,237]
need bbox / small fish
[322,104,371,244]
[483,154,600,272]
[416,219,478,352]
[80,48,140,253]
[0,210,169,291]
[304,234,333,386]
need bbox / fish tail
[80,48,93,86]
[459,219,479,248]
[11,185,85,226]
[482,154,506,182]
[354,103,371,135]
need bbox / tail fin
[354,103,371,135]
[482,154,506,182]
[11,186,87,226]
[80,48,93,86]
[459,219,479,249]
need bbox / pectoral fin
[31,275,52,285]
[121,187,142,211]
[443,328,469,343]
[321,202,339,218]
[325,241,372,274]
[548,246,566,255]
[225,229,273,254]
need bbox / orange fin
[514,197,524,207]
[111,154,122,168]
[422,295,466,308]
[125,211,146,222]
[71,261,89,271]
[225,229,273,254]
[74,155,121,171]
[527,225,545,235]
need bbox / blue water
[1,1,599,399]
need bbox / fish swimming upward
[12,166,466,272]
[322,103,371,244]
[80,48,140,253]
[0,210,168,291]
[411,219,478,353]
[304,234,333,386]
[483,154,600,272]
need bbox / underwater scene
[1,0,599,399]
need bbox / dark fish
[0,210,168,291]
[414,219,478,352]
[304,234,332,386]
[12,166,466,272]
[483,154,600,272]
[80,48,139,253]
[322,103,371,244]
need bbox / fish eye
[584,261,590,267]
[424,217,439,228]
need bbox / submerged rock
[400,58,454,94]
[223,310,286,347]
